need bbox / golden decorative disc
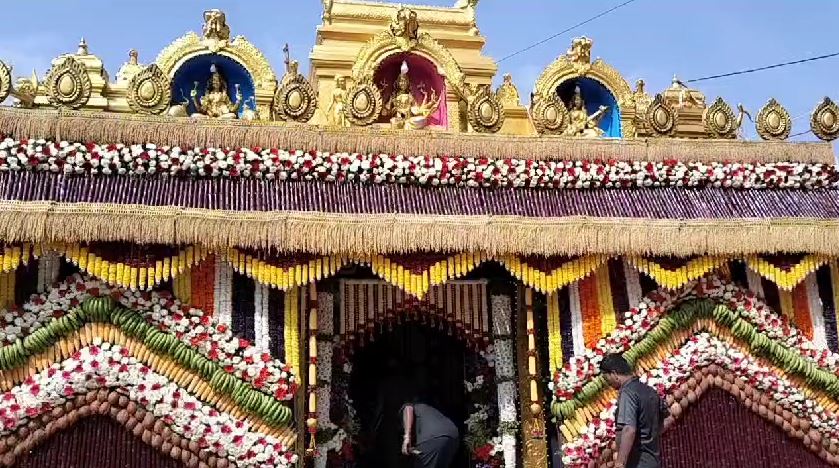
[645,94,677,136]
[467,91,505,134]
[45,57,91,109]
[345,81,383,127]
[702,97,736,139]
[0,60,10,103]
[273,74,317,123]
[810,97,839,142]
[531,94,568,135]
[756,98,791,140]
[126,64,171,115]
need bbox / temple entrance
[350,323,469,468]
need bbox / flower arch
[550,276,839,467]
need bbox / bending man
[400,397,459,468]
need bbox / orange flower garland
[792,282,814,340]
[578,274,601,348]
[190,254,216,317]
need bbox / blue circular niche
[171,54,256,118]
[556,78,621,138]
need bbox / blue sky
[1,0,837,145]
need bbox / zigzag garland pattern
[745,254,831,291]
[0,296,293,429]
[0,242,836,297]
[0,274,299,406]
[560,330,839,467]
[0,339,297,467]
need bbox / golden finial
[77,38,89,55]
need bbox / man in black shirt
[600,354,669,468]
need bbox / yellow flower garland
[626,256,727,290]
[499,255,607,294]
[595,264,617,336]
[284,286,300,376]
[546,292,563,371]
[61,243,207,291]
[745,254,830,291]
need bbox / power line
[686,51,839,83]
[497,0,639,63]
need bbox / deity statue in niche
[563,85,609,138]
[382,61,440,130]
[190,64,242,119]
[327,75,349,127]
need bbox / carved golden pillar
[296,282,318,467]
[516,287,548,467]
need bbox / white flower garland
[315,291,335,468]
[491,294,518,468]
[254,283,270,352]
[0,342,297,467]
[214,256,233,328]
[1,137,836,189]
[36,251,61,294]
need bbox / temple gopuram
[1,2,839,467]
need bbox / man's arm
[402,405,414,455]
[616,426,637,468]
[614,391,638,468]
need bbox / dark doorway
[350,323,468,468]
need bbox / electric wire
[497,0,639,63]
[686,52,839,83]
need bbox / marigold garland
[366,252,483,297]
[745,254,830,290]
[626,255,727,290]
[594,264,616,337]
[0,271,14,309]
[62,243,207,290]
[578,275,600,348]
[547,292,563,371]
[0,243,33,273]
[284,286,300,376]
[172,267,192,303]
[792,282,814,339]
[499,255,607,294]
[226,248,344,291]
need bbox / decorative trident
[283,43,291,73]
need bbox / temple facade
[0,2,838,467]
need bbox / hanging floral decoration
[491,295,519,468]
[551,276,839,413]
[0,243,34,274]
[464,346,503,468]
[626,256,728,290]
[338,280,491,351]
[745,254,831,290]
[497,255,607,294]
[0,274,298,403]
[0,342,298,467]
[1,137,838,189]
[61,243,207,290]
[560,332,839,467]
